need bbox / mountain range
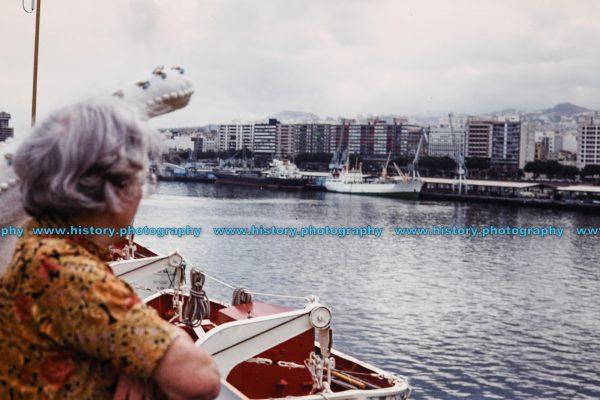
[542,103,591,116]
[265,103,596,125]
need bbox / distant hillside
[268,110,321,123]
[543,103,590,116]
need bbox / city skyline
[2,1,600,136]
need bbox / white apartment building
[348,124,362,155]
[555,133,577,153]
[519,121,536,169]
[161,131,194,151]
[201,134,219,153]
[218,124,254,152]
[373,123,388,156]
[578,117,600,168]
[428,125,465,157]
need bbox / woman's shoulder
[20,233,98,259]
[4,233,107,282]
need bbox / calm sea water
[134,182,600,400]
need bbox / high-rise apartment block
[218,124,254,152]
[335,120,424,159]
[577,117,600,168]
[465,118,521,170]
[277,124,296,159]
[491,121,521,170]
[465,119,493,159]
[428,126,465,157]
[216,119,425,161]
[295,124,333,154]
[519,121,536,169]
[253,119,279,160]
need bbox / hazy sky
[2,0,600,133]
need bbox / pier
[421,177,600,211]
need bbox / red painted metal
[219,303,314,398]
[145,292,398,398]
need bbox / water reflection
[135,182,600,400]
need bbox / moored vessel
[155,161,216,182]
[325,153,423,198]
[215,159,307,190]
[325,134,427,199]
[325,169,423,198]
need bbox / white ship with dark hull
[325,132,427,199]
[325,169,422,198]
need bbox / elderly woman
[0,98,220,399]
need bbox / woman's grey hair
[14,97,158,218]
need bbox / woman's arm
[152,326,221,400]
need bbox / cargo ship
[214,159,307,190]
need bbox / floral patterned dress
[0,217,175,399]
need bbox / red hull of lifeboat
[145,291,410,400]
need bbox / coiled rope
[182,268,210,327]
[232,287,253,305]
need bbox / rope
[245,290,309,301]
[232,288,253,305]
[171,266,186,321]
[179,254,308,302]
[183,268,210,327]
[166,262,186,288]
[305,352,334,395]
[202,271,237,290]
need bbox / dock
[421,177,600,211]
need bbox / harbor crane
[405,128,428,181]
[449,113,468,194]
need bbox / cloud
[2,0,600,132]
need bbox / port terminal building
[421,177,600,209]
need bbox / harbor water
[134,182,600,400]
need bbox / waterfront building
[295,124,332,155]
[519,121,536,169]
[401,125,428,159]
[0,112,14,142]
[212,119,429,161]
[491,120,521,171]
[465,119,493,159]
[466,118,521,170]
[191,136,203,158]
[253,119,279,161]
[372,120,388,156]
[329,122,351,155]
[339,120,426,160]
[555,133,577,154]
[578,117,600,168]
[201,133,219,153]
[218,124,254,152]
[348,124,362,155]
[160,130,194,151]
[277,124,296,159]
[428,125,465,157]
